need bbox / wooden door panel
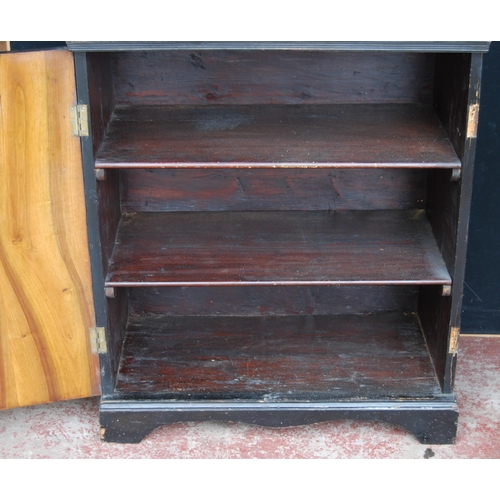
[0,49,100,409]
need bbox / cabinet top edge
[66,41,491,53]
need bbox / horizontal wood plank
[128,285,419,317]
[106,210,451,286]
[115,313,442,399]
[121,168,427,212]
[109,51,436,107]
[96,104,461,168]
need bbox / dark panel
[462,42,500,333]
[73,52,114,395]
[106,210,451,286]
[95,149,125,385]
[114,313,441,399]
[96,172,127,383]
[96,170,121,276]
[463,310,500,333]
[128,285,418,317]
[10,41,66,51]
[86,52,115,156]
[78,53,124,388]
[418,286,452,391]
[425,169,460,273]
[447,53,483,331]
[105,288,128,381]
[96,104,460,168]
[85,52,120,274]
[429,31,480,322]
[110,51,435,106]
[425,53,484,389]
[121,168,427,212]
[434,53,471,160]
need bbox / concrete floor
[1,335,499,459]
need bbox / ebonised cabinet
[67,42,489,443]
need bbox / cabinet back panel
[128,285,418,317]
[120,168,427,212]
[111,51,436,106]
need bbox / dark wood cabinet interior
[71,43,487,443]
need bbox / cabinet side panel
[430,54,473,270]
[418,287,452,390]
[87,52,115,156]
[423,53,483,391]
[97,172,127,383]
[74,53,126,393]
[85,52,120,276]
[434,53,471,160]
[111,51,436,106]
[0,50,100,409]
[97,170,121,275]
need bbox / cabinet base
[99,399,458,445]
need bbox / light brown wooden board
[0,50,100,409]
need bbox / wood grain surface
[109,50,436,106]
[106,210,451,286]
[115,312,442,399]
[96,104,461,168]
[120,168,427,212]
[128,285,419,317]
[0,50,100,409]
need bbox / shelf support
[104,286,115,299]
[451,168,461,181]
[442,285,452,297]
[95,168,107,181]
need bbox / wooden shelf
[105,210,451,287]
[114,312,442,400]
[95,104,461,169]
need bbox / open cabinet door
[0,49,101,409]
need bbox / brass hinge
[70,104,89,137]
[449,327,460,354]
[466,103,480,139]
[90,327,107,354]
